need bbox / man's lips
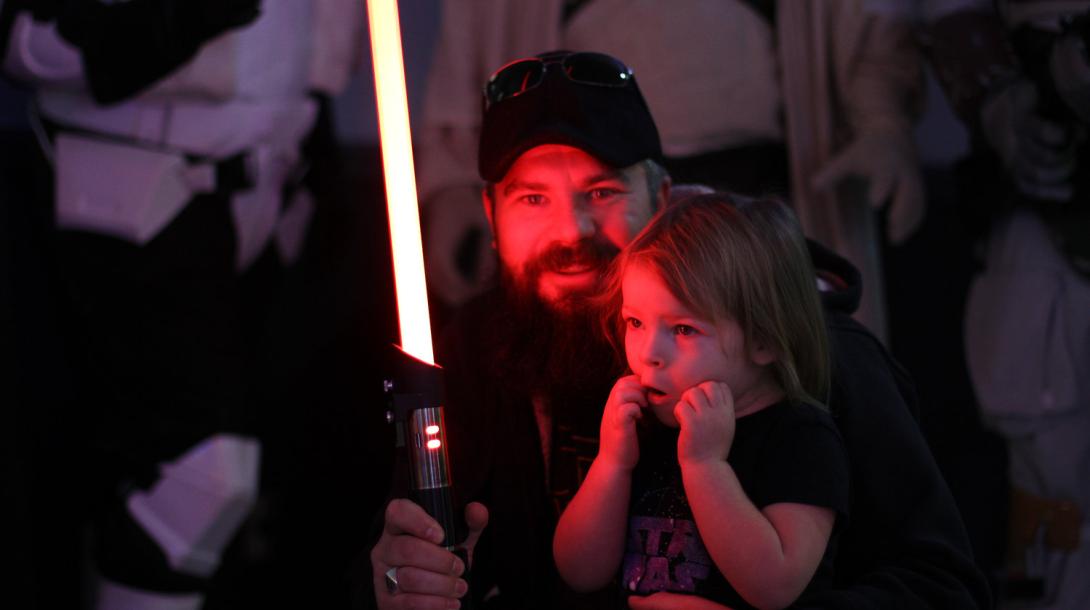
[545,263,596,276]
[540,266,599,287]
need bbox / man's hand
[599,375,646,471]
[371,498,488,609]
[811,127,926,244]
[628,591,735,610]
[980,78,1080,202]
[674,381,734,466]
[424,187,497,307]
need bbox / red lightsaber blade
[366,0,464,556]
[366,0,432,365]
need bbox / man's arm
[800,314,991,610]
[813,5,927,244]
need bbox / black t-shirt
[623,400,850,609]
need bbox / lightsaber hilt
[384,346,462,549]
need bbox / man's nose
[552,198,595,242]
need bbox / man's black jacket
[359,241,992,610]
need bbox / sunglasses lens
[484,53,634,108]
[486,60,546,105]
[563,53,632,87]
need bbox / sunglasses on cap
[483,51,635,110]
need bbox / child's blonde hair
[601,192,830,406]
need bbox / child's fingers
[615,375,644,395]
[617,388,647,407]
[623,386,648,402]
[673,398,695,427]
[611,376,647,407]
[698,380,732,408]
[619,402,643,421]
[608,402,643,429]
[686,381,734,415]
[715,381,735,415]
[680,385,713,413]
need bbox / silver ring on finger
[384,567,399,594]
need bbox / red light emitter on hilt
[384,346,462,550]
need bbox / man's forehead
[500,144,640,185]
[512,143,603,164]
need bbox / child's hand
[598,374,646,471]
[674,381,735,466]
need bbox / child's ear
[749,342,778,366]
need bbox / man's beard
[488,238,623,404]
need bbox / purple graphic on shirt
[622,515,713,594]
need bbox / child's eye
[625,317,642,329]
[675,325,696,336]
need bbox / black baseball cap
[478,50,663,182]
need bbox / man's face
[484,144,664,309]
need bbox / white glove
[980,78,1080,202]
[812,127,926,244]
[423,186,497,307]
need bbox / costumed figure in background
[923,0,1090,607]
[0,1,362,608]
[417,0,926,341]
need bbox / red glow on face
[491,145,656,307]
[426,439,442,450]
[425,425,440,435]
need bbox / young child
[553,192,850,610]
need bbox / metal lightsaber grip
[384,346,462,549]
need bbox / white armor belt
[39,90,317,160]
[45,96,317,269]
[51,131,310,270]
[53,132,219,245]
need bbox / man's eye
[675,325,696,336]
[588,188,621,202]
[520,194,546,206]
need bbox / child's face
[621,263,777,427]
